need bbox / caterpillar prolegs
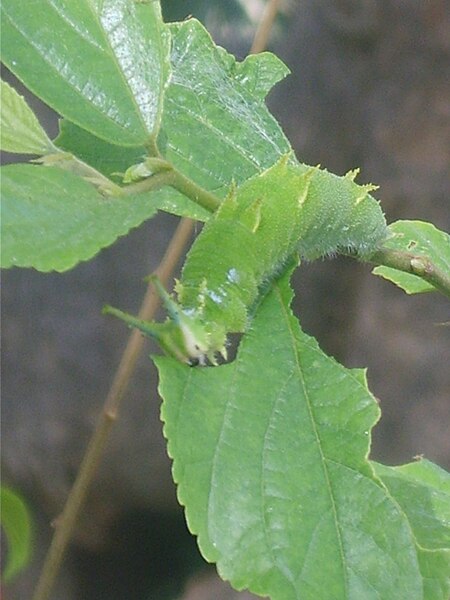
[104,156,388,365]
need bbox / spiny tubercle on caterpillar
[103,156,388,366]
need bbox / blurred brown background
[2,1,449,598]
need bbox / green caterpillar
[104,156,388,365]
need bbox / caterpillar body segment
[105,157,388,365]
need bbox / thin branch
[250,0,283,54]
[369,248,450,299]
[117,166,221,214]
[32,218,195,600]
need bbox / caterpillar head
[103,276,227,366]
[162,309,227,366]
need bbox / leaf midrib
[275,282,349,596]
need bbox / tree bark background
[2,1,449,598]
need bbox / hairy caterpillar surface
[104,156,388,365]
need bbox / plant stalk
[250,0,282,54]
[166,169,221,213]
[119,166,220,214]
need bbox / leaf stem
[44,150,221,214]
[117,170,174,196]
[119,165,221,213]
[37,151,123,195]
[166,168,221,213]
[369,248,450,299]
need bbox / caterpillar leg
[102,305,163,339]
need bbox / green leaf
[0,79,54,154]
[0,486,32,583]
[373,460,450,599]
[373,221,450,294]
[157,270,424,599]
[417,550,450,600]
[162,19,292,192]
[1,0,171,146]
[51,20,292,195]
[373,459,450,550]
[1,164,198,271]
[221,49,290,99]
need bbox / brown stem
[250,0,283,54]
[32,218,195,600]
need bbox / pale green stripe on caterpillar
[104,155,388,365]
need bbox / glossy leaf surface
[1,0,171,146]
[1,8,296,271]
[54,19,293,193]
